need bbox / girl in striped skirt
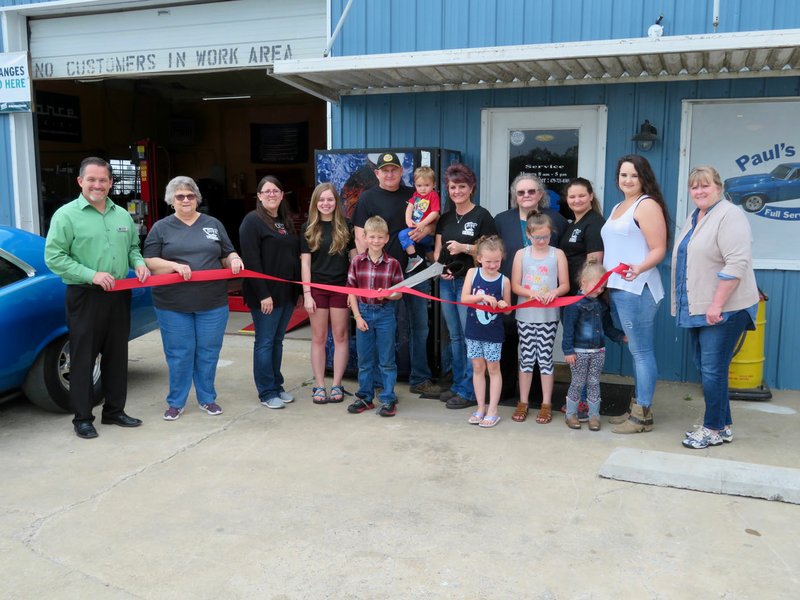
[511,213,570,425]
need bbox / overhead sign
[28,0,325,80]
[0,52,32,113]
[682,98,800,270]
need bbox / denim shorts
[466,338,502,362]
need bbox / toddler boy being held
[399,166,440,272]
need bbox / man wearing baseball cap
[352,151,441,397]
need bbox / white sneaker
[278,391,294,403]
[685,425,733,442]
[682,426,723,449]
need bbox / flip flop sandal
[512,402,528,422]
[328,385,346,403]
[535,405,552,424]
[479,415,501,428]
[468,411,485,425]
[312,387,328,404]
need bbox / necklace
[455,205,473,224]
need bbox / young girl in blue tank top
[461,236,511,428]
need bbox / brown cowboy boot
[612,403,654,434]
[608,397,635,425]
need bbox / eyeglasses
[530,235,550,242]
[174,194,197,202]
[516,189,541,197]
[259,189,282,196]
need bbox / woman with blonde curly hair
[300,183,355,404]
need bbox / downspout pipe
[323,0,354,57]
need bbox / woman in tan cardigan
[671,166,759,449]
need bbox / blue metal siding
[330,0,800,56]
[0,0,51,6]
[0,0,796,387]
[332,73,800,389]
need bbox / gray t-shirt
[143,213,234,312]
[515,246,560,323]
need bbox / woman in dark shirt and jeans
[435,163,497,409]
[239,175,301,410]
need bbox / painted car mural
[0,226,157,412]
[724,162,800,213]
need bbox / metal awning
[272,28,800,103]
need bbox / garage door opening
[34,69,326,248]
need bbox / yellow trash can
[728,292,771,400]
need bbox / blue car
[724,162,800,213]
[0,226,157,412]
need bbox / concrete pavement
[2,315,799,599]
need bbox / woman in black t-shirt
[559,177,606,295]
[300,183,355,404]
[434,163,497,409]
[240,176,301,410]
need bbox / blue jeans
[250,304,294,401]
[398,229,433,253]
[609,286,661,408]
[439,277,473,400]
[689,309,751,431]
[404,278,433,385]
[356,302,397,403]
[155,305,228,408]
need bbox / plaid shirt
[347,250,404,304]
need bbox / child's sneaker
[163,406,184,421]
[347,395,375,414]
[199,402,223,415]
[682,426,724,449]
[406,255,424,273]
[377,402,397,417]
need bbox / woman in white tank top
[601,155,669,434]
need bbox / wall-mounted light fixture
[631,119,658,152]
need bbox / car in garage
[0,226,157,412]
[724,162,800,213]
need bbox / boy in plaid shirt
[346,216,404,416]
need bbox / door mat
[498,380,633,417]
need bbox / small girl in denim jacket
[561,261,626,431]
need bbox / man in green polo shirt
[45,157,150,439]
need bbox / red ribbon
[111,263,629,313]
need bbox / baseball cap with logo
[375,152,401,170]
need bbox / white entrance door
[480,105,608,216]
